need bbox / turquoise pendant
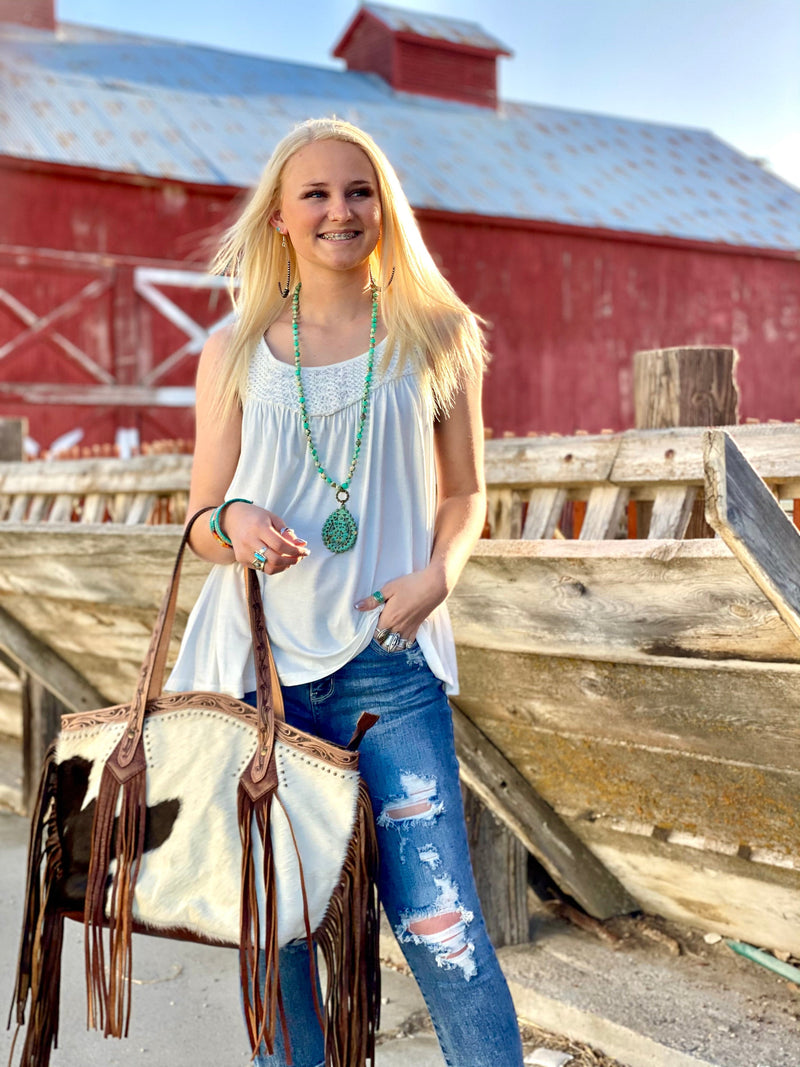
[322,505,358,553]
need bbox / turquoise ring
[253,548,267,572]
[372,590,385,605]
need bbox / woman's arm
[429,374,487,596]
[186,328,309,574]
[355,375,485,640]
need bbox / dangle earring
[368,264,395,292]
[277,228,292,299]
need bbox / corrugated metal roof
[1,20,798,250]
[361,3,511,53]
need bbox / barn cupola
[333,3,511,110]
[0,0,55,30]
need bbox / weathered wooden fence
[1,346,799,951]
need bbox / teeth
[320,232,357,240]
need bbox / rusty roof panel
[0,21,797,250]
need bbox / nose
[327,194,352,221]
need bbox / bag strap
[117,507,283,770]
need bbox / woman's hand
[222,501,310,575]
[354,565,447,643]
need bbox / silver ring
[383,631,408,652]
[280,526,291,535]
[253,548,267,572]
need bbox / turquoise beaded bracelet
[209,498,252,548]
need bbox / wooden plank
[80,493,107,523]
[0,604,109,713]
[431,540,800,662]
[171,490,189,525]
[456,642,800,769]
[125,492,157,525]
[7,494,29,522]
[455,647,800,855]
[487,487,514,538]
[0,525,209,703]
[111,492,133,522]
[521,487,566,539]
[0,602,186,707]
[2,530,794,671]
[705,429,800,645]
[0,453,192,496]
[0,382,196,406]
[574,821,800,956]
[26,494,49,523]
[647,486,697,539]
[47,494,74,522]
[611,423,800,487]
[578,486,628,540]
[0,526,205,608]
[452,702,637,919]
[483,434,621,488]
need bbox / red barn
[1,0,798,454]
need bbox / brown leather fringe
[83,739,147,1040]
[239,780,379,1067]
[238,785,284,1061]
[8,746,64,1067]
[315,781,381,1067]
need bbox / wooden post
[0,418,26,461]
[633,346,739,429]
[21,671,65,813]
[462,785,528,947]
[633,346,739,537]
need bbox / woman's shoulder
[197,323,235,376]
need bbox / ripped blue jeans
[245,637,523,1067]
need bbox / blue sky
[56,0,800,188]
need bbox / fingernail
[294,538,307,546]
[354,600,365,610]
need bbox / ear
[270,210,285,234]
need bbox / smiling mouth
[319,231,360,241]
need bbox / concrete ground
[2,735,799,1067]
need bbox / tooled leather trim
[60,693,360,770]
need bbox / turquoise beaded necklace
[292,282,378,553]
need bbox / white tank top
[166,335,459,697]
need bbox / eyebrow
[300,179,373,188]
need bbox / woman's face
[273,139,382,279]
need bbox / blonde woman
[168,118,524,1067]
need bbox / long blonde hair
[212,117,488,416]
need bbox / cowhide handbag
[10,509,380,1067]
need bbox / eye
[350,187,372,197]
[302,190,326,199]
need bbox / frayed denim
[244,638,523,1067]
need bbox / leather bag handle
[117,507,284,770]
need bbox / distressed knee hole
[418,844,440,868]
[377,773,444,829]
[395,876,476,980]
